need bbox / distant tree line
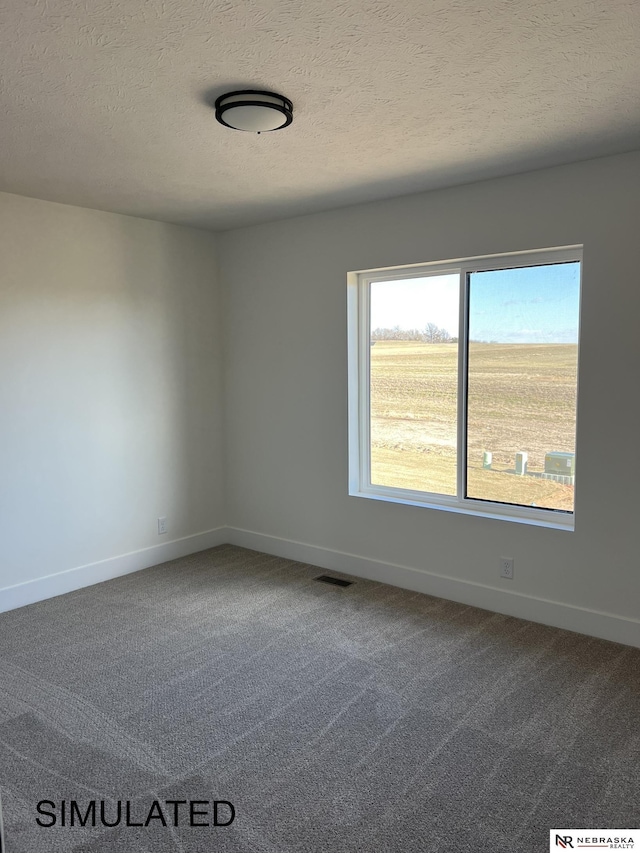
[371,324,457,343]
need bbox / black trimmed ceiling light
[214,90,293,133]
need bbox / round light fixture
[214,90,293,133]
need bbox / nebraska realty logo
[551,830,638,850]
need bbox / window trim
[347,245,582,531]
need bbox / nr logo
[556,836,574,849]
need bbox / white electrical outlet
[157,517,167,535]
[500,557,514,579]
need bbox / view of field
[370,341,578,512]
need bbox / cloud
[504,329,544,341]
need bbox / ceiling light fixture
[214,90,293,133]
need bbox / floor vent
[314,575,353,587]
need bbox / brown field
[370,341,578,511]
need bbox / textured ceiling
[1,0,639,231]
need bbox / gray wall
[220,151,640,639]
[0,192,225,596]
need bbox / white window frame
[347,245,582,531]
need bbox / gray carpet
[0,545,638,852]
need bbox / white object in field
[515,452,528,475]
[483,451,492,469]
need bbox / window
[347,247,582,529]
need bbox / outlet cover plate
[500,557,514,579]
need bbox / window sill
[349,485,575,531]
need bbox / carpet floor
[0,544,638,852]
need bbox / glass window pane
[466,262,580,512]
[369,275,459,495]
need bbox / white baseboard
[4,525,638,649]
[0,527,228,613]
[227,527,640,649]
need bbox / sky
[370,262,581,344]
[371,274,459,335]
